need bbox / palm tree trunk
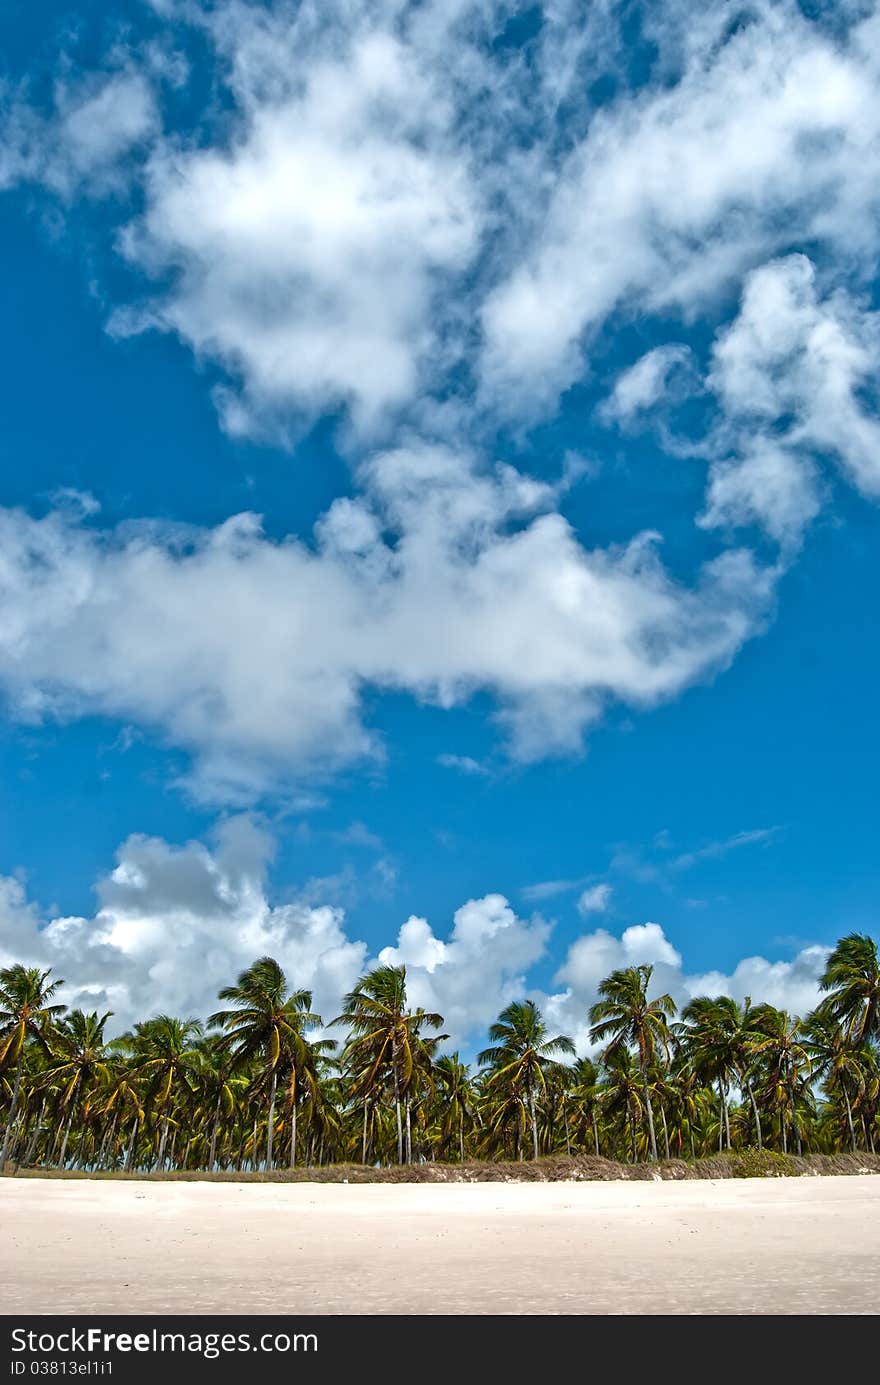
[289,1101,297,1170]
[23,1097,46,1167]
[717,1078,725,1152]
[266,1068,277,1170]
[660,1101,670,1161]
[57,1100,77,1169]
[158,1110,170,1168]
[843,1087,857,1153]
[0,1052,25,1167]
[564,1106,571,1157]
[641,1069,658,1162]
[392,1093,402,1165]
[98,1111,118,1171]
[529,1089,539,1162]
[744,1077,762,1149]
[209,1092,223,1171]
[459,1110,465,1164]
[405,1095,412,1165]
[788,1075,802,1156]
[362,1099,369,1165]
[125,1113,140,1171]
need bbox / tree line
[1,933,877,1173]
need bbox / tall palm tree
[819,934,880,1046]
[678,995,764,1150]
[127,1014,203,1168]
[750,1005,811,1155]
[589,965,674,1162]
[336,965,443,1165]
[42,1009,113,1168]
[434,1053,476,1162]
[209,957,321,1171]
[804,1008,868,1153]
[0,965,65,1167]
[479,1000,574,1161]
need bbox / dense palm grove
[1,935,878,1172]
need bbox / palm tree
[819,934,880,1047]
[0,965,66,1167]
[479,1000,574,1161]
[127,1014,203,1168]
[209,957,321,1171]
[570,1057,603,1156]
[336,965,443,1165]
[678,995,764,1150]
[434,1053,475,1162]
[42,1009,113,1168]
[804,1008,869,1153]
[589,965,674,1162]
[750,1005,811,1155]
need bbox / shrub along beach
[1,934,878,1177]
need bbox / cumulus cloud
[0,443,775,800]
[0,817,368,1031]
[541,921,828,1054]
[0,827,830,1053]
[113,21,479,434]
[378,894,551,1048]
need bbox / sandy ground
[2,1174,879,1315]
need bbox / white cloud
[699,255,880,543]
[0,443,775,800]
[0,71,159,196]
[521,877,587,904]
[482,9,880,413]
[113,23,478,434]
[0,822,832,1052]
[671,826,781,871]
[577,882,612,916]
[378,894,551,1046]
[0,817,368,1032]
[600,345,694,426]
[541,920,828,1055]
[436,753,489,776]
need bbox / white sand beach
[2,1175,878,1315]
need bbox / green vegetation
[1,934,878,1175]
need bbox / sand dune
[2,1174,878,1315]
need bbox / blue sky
[0,0,878,1051]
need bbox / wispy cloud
[671,827,782,872]
[577,883,613,916]
[436,753,490,777]
[521,876,591,904]
[333,821,384,851]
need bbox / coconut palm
[41,1009,113,1168]
[678,995,765,1150]
[0,965,66,1167]
[209,957,321,1171]
[589,965,674,1162]
[433,1054,476,1162]
[126,1014,203,1168]
[336,965,443,1165]
[479,1000,574,1161]
[819,933,880,1047]
[750,1006,811,1155]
